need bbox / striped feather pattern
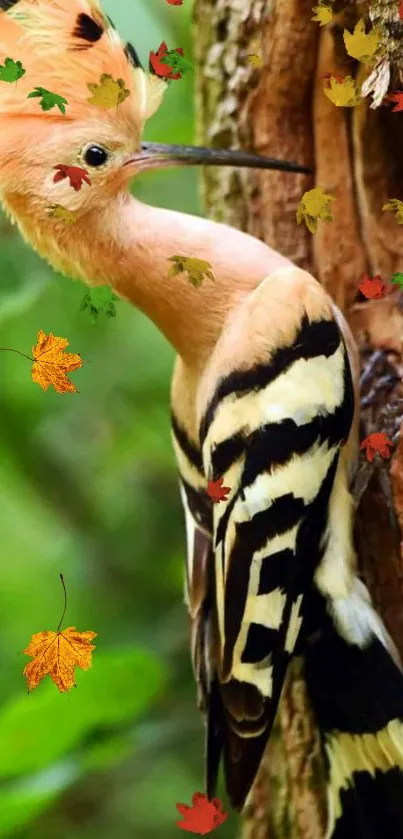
[194,274,356,808]
[179,271,355,810]
[172,265,403,829]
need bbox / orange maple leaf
[207,477,231,503]
[32,330,83,393]
[23,626,97,692]
[22,574,97,693]
[360,432,393,462]
[176,792,227,835]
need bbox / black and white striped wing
[171,413,214,710]
[199,313,355,810]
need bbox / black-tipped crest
[72,12,104,46]
[0,0,21,9]
[125,42,143,69]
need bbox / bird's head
[0,0,310,274]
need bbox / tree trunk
[192,1,403,837]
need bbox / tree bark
[192,1,403,837]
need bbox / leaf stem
[0,348,34,362]
[57,573,67,632]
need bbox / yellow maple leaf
[296,187,335,233]
[343,19,381,65]
[47,204,78,225]
[323,74,361,107]
[247,53,263,68]
[382,199,403,224]
[311,4,333,26]
[32,330,83,393]
[168,255,215,287]
[87,73,130,109]
[23,626,97,692]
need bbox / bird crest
[0,0,166,123]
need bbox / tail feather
[304,598,403,838]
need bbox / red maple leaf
[53,165,92,192]
[360,432,393,462]
[149,42,184,79]
[399,0,403,21]
[166,0,183,4]
[207,477,231,503]
[387,91,403,112]
[358,273,386,300]
[176,792,227,835]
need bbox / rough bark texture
[192,1,403,837]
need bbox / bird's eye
[82,144,109,167]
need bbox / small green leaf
[0,57,26,83]
[27,87,68,114]
[391,272,403,288]
[160,52,193,75]
[80,286,120,323]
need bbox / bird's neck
[101,196,291,366]
[8,191,291,367]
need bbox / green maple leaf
[27,87,68,114]
[160,51,193,76]
[0,57,26,83]
[391,272,403,288]
[80,286,120,324]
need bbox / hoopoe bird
[1,1,403,835]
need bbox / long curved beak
[125,142,312,175]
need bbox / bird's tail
[304,586,403,839]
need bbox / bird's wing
[170,408,214,712]
[196,266,356,810]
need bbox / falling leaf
[323,75,361,107]
[322,72,346,85]
[207,477,231,503]
[360,432,393,462]
[32,330,83,393]
[27,87,68,114]
[168,255,215,287]
[296,187,335,233]
[80,286,120,323]
[167,0,183,3]
[343,19,381,64]
[391,272,403,288]
[47,204,78,225]
[386,91,403,112]
[0,56,25,82]
[87,73,130,109]
[382,199,403,224]
[149,42,184,80]
[22,573,96,693]
[160,50,193,77]
[176,792,227,835]
[53,164,92,191]
[23,626,97,692]
[358,273,386,299]
[247,53,263,68]
[311,4,333,26]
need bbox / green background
[0,1,236,836]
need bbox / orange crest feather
[0,0,165,125]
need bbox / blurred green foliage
[0,1,236,837]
